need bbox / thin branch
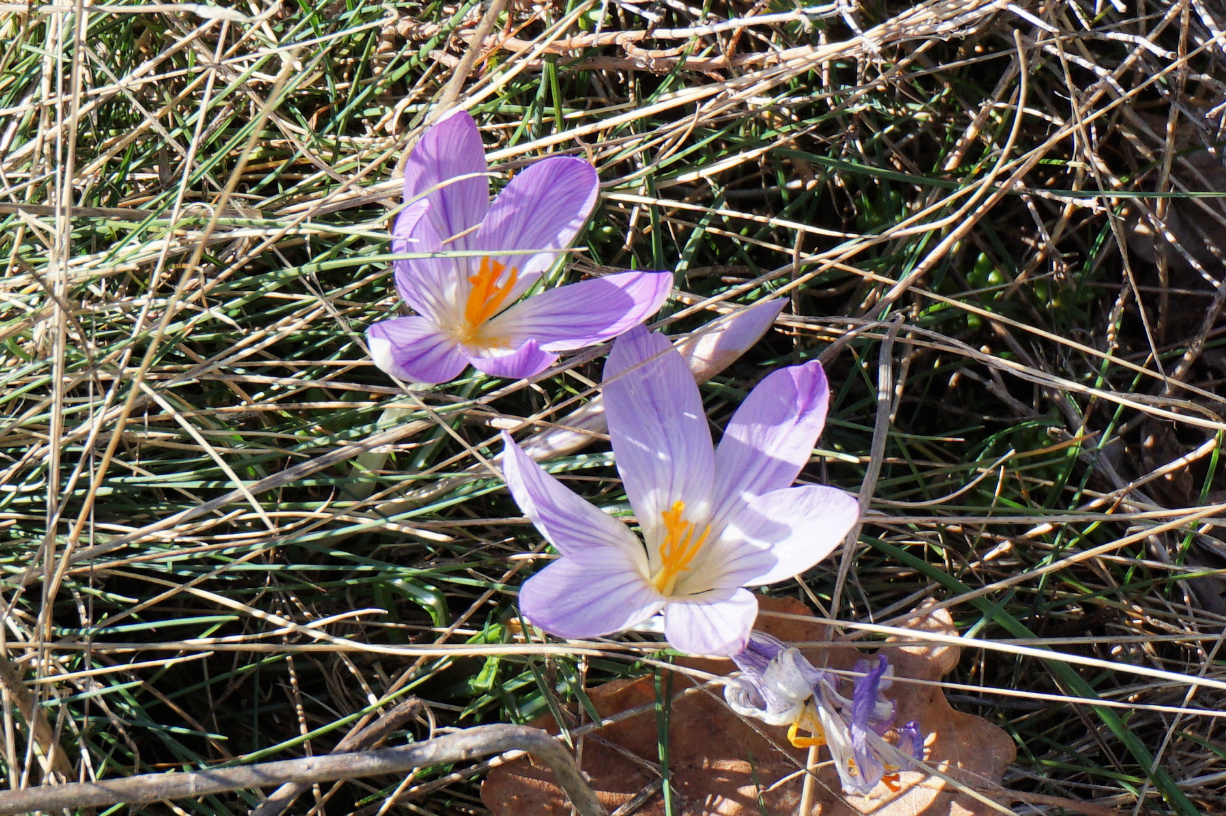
[0,725,608,816]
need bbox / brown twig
[0,652,73,781]
[249,697,425,816]
[0,725,607,816]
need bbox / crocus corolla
[367,109,672,384]
[502,324,859,656]
[725,632,924,795]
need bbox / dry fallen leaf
[483,597,1022,816]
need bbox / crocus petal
[732,631,789,674]
[482,270,673,352]
[662,587,756,656]
[832,657,890,794]
[693,485,858,590]
[604,327,715,552]
[816,704,876,795]
[851,656,895,732]
[466,339,558,380]
[500,431,647,562]
[402,108,489,248]
[709,360,832,531]
[897,721,925,762]
[366,315,468,384]
[392,210,462,322]
[472,156,599,293]
[674,298,784,382]
[768,648,827,701]
[849,723,886,794]
[390,198,429,255]
[520,550,663,639]
[724,676,770,721]
[755,650,819,725]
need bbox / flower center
[458,256,518,346]
[649,500,711,596]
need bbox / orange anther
[649,501,711,595]
[460,257,518,343]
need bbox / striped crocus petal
[897,720,925,763]
[847,656,892,794]
[401,107,489,251]
[366,315,466,385]
[500,432,663,639]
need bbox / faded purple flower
[367,109,672,384]
[725,637,925,795]
[502,325,859,656]
[725,632,824,726]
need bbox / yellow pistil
[649,500,711,595]
[458,256,518,346]
[787,703,827,749]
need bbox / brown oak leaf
[482,597,1018,816]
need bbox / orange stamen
[882,773,902,793]
[649,500,711,595]
[787,721,827,749]
[786,704,827,749]
[459,256,518,344]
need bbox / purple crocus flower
[725,632,825,727]
[501,325,859,656]
[725,636,925,795]
[367,109,672,384]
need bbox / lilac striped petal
[897,721,925,762]
[500,431,647,561]
[662,587,757,656]
[483,271,673,352]
[604,327,714,553]
[815,704,870,795]
[732,631,789,674]
[520,550,663,639]
[709,360,832,532]
[390,198,429,255]
[392,209,461,322]
[849,657,890,792]
[725,642,820,726]
[695,485,858,589]
[402,108,489,248]
[473,156,599,294]
[366,315,467,384]
[674,298,784,377]
[467,339,558,380]
[851,656,891,732]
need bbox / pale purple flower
[501,325,859,656]
[725,634,925,795]
[367,109,672,384]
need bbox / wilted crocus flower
[367,109,672,383]
[725,632,924,795]
[502,325,859,656]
